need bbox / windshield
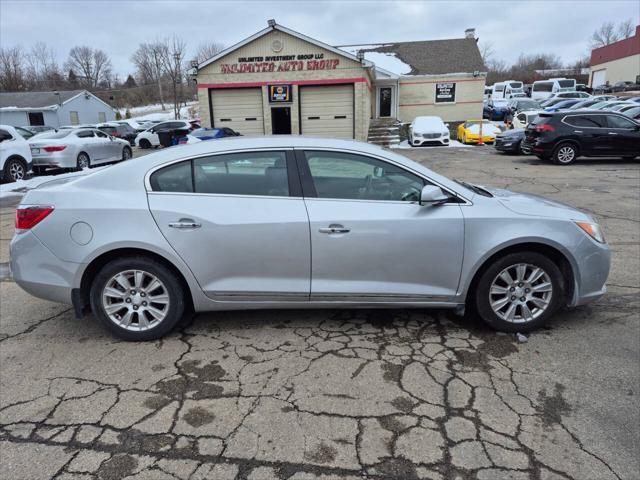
[517,100,539,109]
[33,130,71,139]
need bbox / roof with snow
[0,90,87,109]
[339,38,486,76]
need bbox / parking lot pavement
[0,147,638,480]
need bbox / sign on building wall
[220,53,340,74]
[269,84,292,102]
[435,83,456,103]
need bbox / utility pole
[173,51,181,119]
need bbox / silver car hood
[482,187,592,221]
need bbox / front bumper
[10,231,79,305]
[569,236,611,307]
[412,137,449,147]
[494,139,519,152]
[464,135,495,144]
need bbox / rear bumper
[10,231,79,305]
[31,153,75,169]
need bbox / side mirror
[420,185,450,206]
[445,123,450,127]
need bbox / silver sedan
[10,136,610,340]
[28,128,132,173]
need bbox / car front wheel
[475,252,565,332]
[552,143,578,165]
[3,157,26,182]
[89,257,186,341]
[139,139,151,149]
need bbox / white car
[134,120,192,149]
[512,110,541,130]
[28,128,132,173]
[0,125,32,182]
[409,116,450,147]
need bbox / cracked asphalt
[0,147,638,480]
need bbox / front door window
[379,87,392,117]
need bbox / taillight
[43,145,67,152]
[15,206,54,232]
[535,124,555,133]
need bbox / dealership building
[589,24,640,88]
[195,20,486,141]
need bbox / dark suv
[521,111,640,165]
[98,124,137,146]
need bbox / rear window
[36,130,71,139]
[558,80,575,88]
[509,82,523,88]
[533,82,553,92]
[101,127,116,134]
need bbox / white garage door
[592,69,606,87]
[300,84,354,139]
[211,88,264,135]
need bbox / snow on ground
[119,102,198,122]
[0,167,106,199]
[392,139,473,149]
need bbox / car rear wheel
[122,146,132,161]
[90,257,185,341]
[475,252,565,332]
[552,143,578,165]
[4,157,26,182]
[139,139,151,149]
[77,152,90,170]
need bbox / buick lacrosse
[10,137,610,340]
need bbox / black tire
[622,156,636,160]
[3,157,26,182]
[475,251,565,332]
[551,142,578,165]
[32,166,46,176]
[89,256,186,341]
[517,141,526,155]
[139,138,151,149]
[122,146,132,161]
[76,152,90,170]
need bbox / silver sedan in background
[28,128,132,173]
[10,137,610,341]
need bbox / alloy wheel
[123,148,132,160]
[488,263,553,323]
[9,162,25,181]
[77,154,89,169]
[101,269,170,331]
[557,146,575,163]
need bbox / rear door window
[563,115,606,128]
[150,161,193,193]
[76,130,95,138]
[194,151,289,197]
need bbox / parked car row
[593,81,640,94]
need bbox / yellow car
[457,120,502,144]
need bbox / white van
[531,78,577,100]
[492,80,526,100]
[484,87,493,100]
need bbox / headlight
[575,221,606,243]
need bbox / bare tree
[617,18,634,39]
[131,42,168,109]
[25,42,60,89]
[591,21,619,48]
[0,46,26,91]
[478,41,495,66]
[195,41,225,64]
[65,46,112,89]
[159,36,187,119]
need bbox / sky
[1,0,638,78]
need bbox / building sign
[269,84,292,102]
[435,82,456,103]
[220,53,340,74]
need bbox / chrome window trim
[144,146,472,205]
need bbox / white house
[0,90,116,128]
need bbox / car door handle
[608,132,618,135]
[168,220,201,229]
[319,224,350,234]
[573,130,583,133]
